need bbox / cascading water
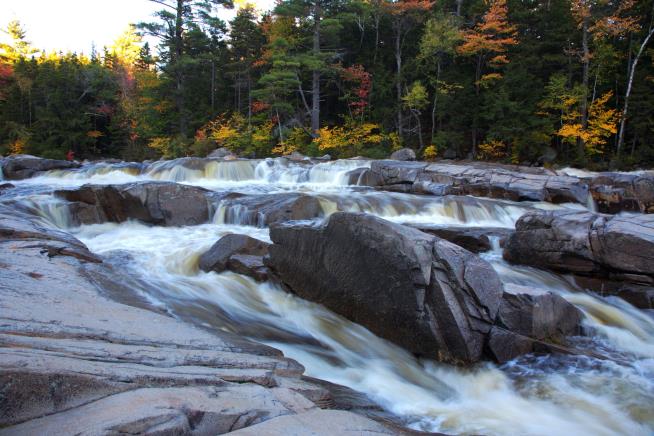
[6,157,654,436]
[28,157,371,191]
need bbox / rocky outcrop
[504,210,654,306]
[390,148,416,161]
[343,168,383,186]
[55,182,212,226]
[407,225,512,253]
[266,213,583,363]
[1,154,81,180]
[0,204,404,435]
[267,213,499,363]
[199,234,271,281]
[215,193,323,227]
[369,160,590,204]
[589,172,654,214]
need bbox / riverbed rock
[504,210,654,277]
[370,161,590,205]
[266,212,504,363]
[199,234,271,281]
[497,284,582,341]
[503,210,654,305]
[390,148,417,161]
[215,193,323,227]
[1,154,81,180]
[589,172,654,214]
[55,181,212,226]
[0,205,405,435]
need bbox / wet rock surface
[0,207,406,435]
[0,154,81,180]
[55,181,212,226]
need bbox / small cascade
[254,158,370,185]
[317,192,530,228]
[14,196,74,229]
[212,201,261,226]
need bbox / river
[4,157,653,435]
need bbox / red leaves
[251,100,270,114]
[340,64,372,115]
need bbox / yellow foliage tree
[557,91,619,156]
[423,144,438,161]
[313,119,386,157]
[477,139,507,160]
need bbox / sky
[2,0,276,55]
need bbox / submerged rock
[199,234,271,281]
[1,154,81,180]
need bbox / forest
[1,0,653,169]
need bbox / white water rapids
[6,158,654,436]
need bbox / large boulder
[199,234,271,281]
[504,210,654,278]
[55,182,212,226]
[503,210,654,306]
[214,193,323,227]
[1,155,81,180]
[266,212,504,363]
[390,148,416,161]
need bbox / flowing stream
[5,158,654,436]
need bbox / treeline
[1,0,653,169]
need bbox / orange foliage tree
[457,0,517,155]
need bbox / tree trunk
[211,60,215,114]
[456,0,463,16]
[578,15,590,159]
[174,0,186,137]
[430,59,441,144]
[311,1,321,135]
[247,70,252,127]
[471,54,482,158]
[395,20,403,138]
[617,27,654,156]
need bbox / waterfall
[5,157,653,436]
[70,220,654,436]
